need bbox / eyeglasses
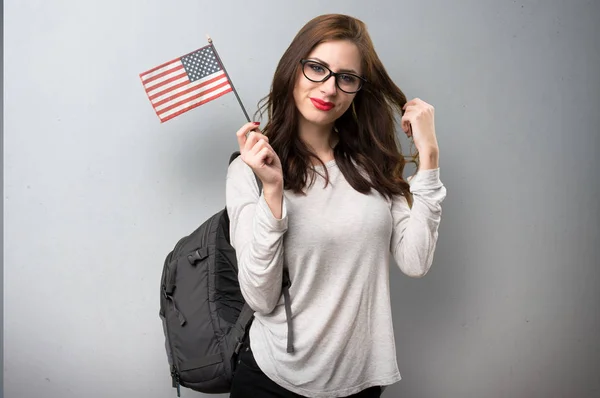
[300,59,367,94]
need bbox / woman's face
[293,40,362,129]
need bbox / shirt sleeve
[225,157,288,314]
[390,168,447,277]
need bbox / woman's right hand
[236,122,283,189]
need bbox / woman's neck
[298,117,337,164]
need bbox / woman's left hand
[401,98,439,170]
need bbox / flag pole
[207,35,251,122]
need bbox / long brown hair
[255,14,414,204]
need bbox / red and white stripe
[140,57,232,122]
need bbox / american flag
[139,44,233,122]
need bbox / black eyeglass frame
[299,59,368,94]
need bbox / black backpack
[159,151,293,396]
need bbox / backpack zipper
[163,285,182,397]
[170,366,181,397]
[162,253,181,398]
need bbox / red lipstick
[310,97,334,111]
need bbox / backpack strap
[231,303,255,356]
[282,269,294,353]
[228,151,241,165]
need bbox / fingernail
[253,122,260,125]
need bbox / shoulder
[227,155,253,181]
[226,154,262,198]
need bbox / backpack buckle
[163,284,175,297]
[234,339,244,355]
[187,248,209,264]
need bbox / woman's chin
[302,111,337,127]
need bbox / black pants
[230,335,382,398]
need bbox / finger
[251,139,277,165]
[236,123,254,151]
[245,122,266,140]
[407,97,423,106]
[244,130,263,152]
[403,98,425,110]
[235,122,255,148]
[403,104,418,114]
[236,122,262,150]
[260,139,276,155]
[252,139,278,163]
[401,115,412,134]
[258,147,274,166]
[244,130,269,153]
[249,135,269,156]
[402,122,413,137]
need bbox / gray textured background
[4,0,599,397]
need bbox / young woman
[226,13,447,398]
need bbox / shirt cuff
[409,168,444,192]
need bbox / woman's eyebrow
[309,58,359,74]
